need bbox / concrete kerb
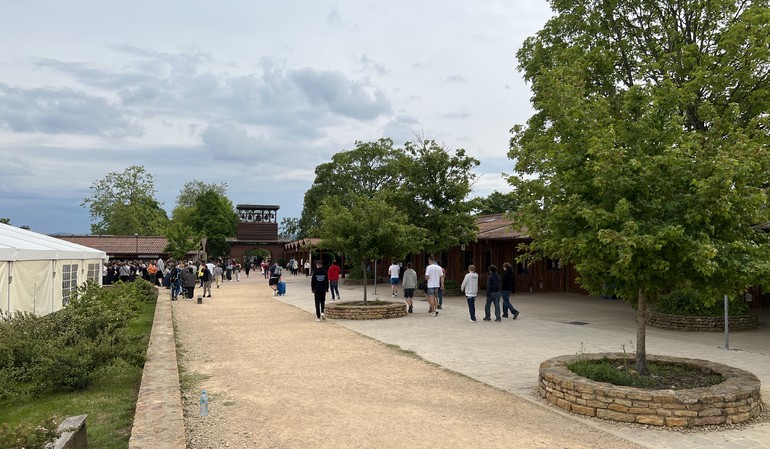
[128,288,186,449]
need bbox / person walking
[424,256,443,316]
[436,260,446,309]
[401,262,417,313]
[310,260,329,322]
[170,263,182,301]
[183,266,197,300]
[304,260,311,276]
[202,264,212,298]
[328,259,341,300]
[268,262,282,294]
[461,264,479,322]
[500,262,520,319]
[388,259,400,297]
[214,264,223,289]
[483,265,502,322]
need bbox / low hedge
[0,280,156,399]
[655,288,748,317]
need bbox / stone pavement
[275,275,770,449]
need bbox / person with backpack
[310,260,329,321]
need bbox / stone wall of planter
[325,301,407,320]
[539,353,763,427]
[646,310,758,331]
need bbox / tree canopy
[300,138,479,253]
[190,190,238,259]
[509,0,770,371]
[81,165,169,235]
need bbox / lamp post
[134,233,139,260]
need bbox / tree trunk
[362,261,368,304]
[635,287,647,374]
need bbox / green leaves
[300,138,479,253]
[80,165,169,235]
[512,0,770,305]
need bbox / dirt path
[172,276,644,449]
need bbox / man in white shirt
[424,256,444,316]
[388,260,401,297]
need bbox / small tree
[316,194,428,303]
[510,0,770,372]
[190,190,238,258]
[163,222,201,260]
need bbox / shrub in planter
[656,288,748,317]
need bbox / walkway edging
[128,292,186,449]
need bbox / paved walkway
[275,274,770,449]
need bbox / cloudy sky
[0,0,553,234]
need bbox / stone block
[608,403,629,413]
[596,409,636,423]
[691,416,726,426]
[665,417,690,427]
[570,404,596,417]
[636,415,665,426]
[727,412,751,424]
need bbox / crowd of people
[299,256,521,324]
[102,255,521,323]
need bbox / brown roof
[53,235,172,257]
[475,214,529,240]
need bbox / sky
[0,0,553,235]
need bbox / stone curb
[128,291,186,449]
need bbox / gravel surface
[173,277,646,449]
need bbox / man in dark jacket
[500,262,520,319]
[310,260,329,321]
[483,264,502,322]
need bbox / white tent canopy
[0,223,108,316]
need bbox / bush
[444,279,459,289]
[655,288,748,317]
[0,281,153,399]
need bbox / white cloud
[0,0,553,233]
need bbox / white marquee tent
[0,223,108,316]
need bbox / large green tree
[509,0,770,372]
[317,194,429,302]
[299,138,404,237]
[190,190,238,259]
[300,138,479,254]
[171,180,229,228]
[397,140,480,253]
[81,165,169,235]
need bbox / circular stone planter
[646,310,759,331]
[325,300,407,320]
[539,353,763,427]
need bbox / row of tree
[80,166,238,259]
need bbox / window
[546,258,562,271]
[87,263,100,283]
[516,260,529,274]
[61,264,79,306]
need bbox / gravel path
[172,276,645,449]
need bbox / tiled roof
[476,214,529,240]
[53,235,172,256]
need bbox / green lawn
[0,299,156,449]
